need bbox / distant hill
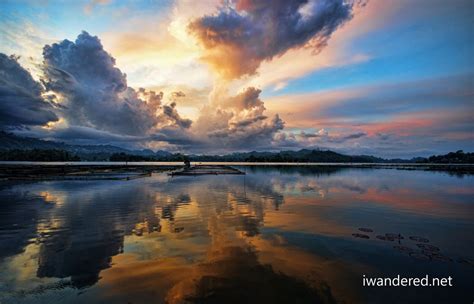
[188,149,386,163]
[0,131,171,161]
[419,150,474,164]
[0,131,472,163]
[1,131,68,150]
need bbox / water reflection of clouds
[0,167,472,303]
[1,180,162,289]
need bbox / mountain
[422,150,474,164]
[188,149,386,163]
[1,131,472,163]
[0,131,171,161]
[1,131,68,150]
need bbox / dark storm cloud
[189,0,355,78]
[341,131,366,140]
[42,31,158,136]
[161,102,192,129]
[42,31,127,92]
[48,125,146,143]
[41,31,192,139]
[150,128,204,148]
[0,53,58,128]
[298,130,323,138]
[313,130,366,143]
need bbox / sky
[0,0,473,158]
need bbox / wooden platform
[169,165,245,176]
[0,165,178,180]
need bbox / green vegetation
[190,149,384,163]
[1,147,473,163]
[0,149,80,161]
[419,150,474,164]
[109,153,155,162]
[1,131,472,163]
[106,150,384,163]
[0,131,160,161]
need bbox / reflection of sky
[0,167,473,303]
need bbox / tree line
[0,149,80,161]
[0,148,473,163]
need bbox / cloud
[266,73,474,129]
[271,127,385,155]
[0,53,58,128]
[298,128,328,138]
[340,131,366,140]
[160,102,192,129]
[230,115,268,128]
[189,0,355,79]
[35,31,314,151]
[41,125,147,144]
[192,87,285,151]
[283,129,366,146]
[221,87,264,110]
[263,73,474,157]
[171,91,186,98]
[376,133,391,141]
[41,31,192,138]
[137,87,163,110]
[100,3,215,90]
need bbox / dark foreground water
[0,167,472,304]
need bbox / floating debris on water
[352,233,370,239]
[409,236,429,243]
[457,257,474,266]
[376,235,395,241]
[132,228,143,236]
[427,253,452,262]
[386,233,404,239]
[416,243,440,252]
[409,252,431,261]
[352,228,451,261]
[393,245,414,253]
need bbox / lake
[0,166,472,303]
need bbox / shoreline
[1,161,474,167]
[0,162,473,180]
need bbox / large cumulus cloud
[0,54,58,128]
[1,30,324,153]
[189,0,355,79]
[41,31,191,137]
[194,87,284,151]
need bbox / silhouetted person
[184,159,191,169]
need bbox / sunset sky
[1,0,473,157]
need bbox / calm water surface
[0,167,472,303]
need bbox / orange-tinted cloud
[188,0,356,79]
